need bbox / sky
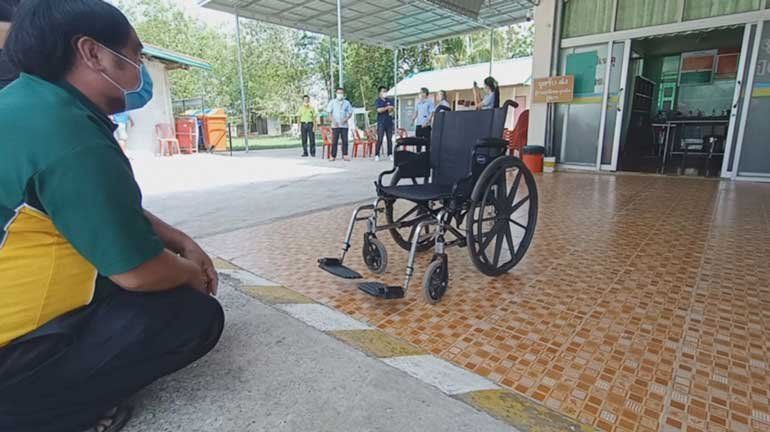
[172,0,235,29]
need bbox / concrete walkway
[122,278,516,432]
[134,149,384,238]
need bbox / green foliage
[433,23,534,69]
[113,0,533,126]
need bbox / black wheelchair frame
[319,100,538,303]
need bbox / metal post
[489,28,494,76]
[336,0,344,87]
[393,47,399,129]
[235,8,249,152]
[329,34,335,98]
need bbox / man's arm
[143,210,219,294]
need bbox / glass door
[721,23,756,178]
[734,20,770,179]
[601,40,631,171]
[554,44,609,167]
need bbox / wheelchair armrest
[376,167,398,191]
[451,173,475,198]
[396,137,429,152]
[474,138,509,150]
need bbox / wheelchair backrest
[430,108,507,187]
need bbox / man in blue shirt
[374,85,395,161]
[412,87,435,142]
[111,111,134,152]
[326,87,353,161]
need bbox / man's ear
[74,37,108,73]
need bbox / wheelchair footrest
[318,258,362,279]
[358,282,405,299]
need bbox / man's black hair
[0,0,20,22]
[336,87,344,92]
[420,87,429,95]
[6,0,134,82]
[302,94,309,99]
[378,86,388,92]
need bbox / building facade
[529,0,770,181]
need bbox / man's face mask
[336,92,344,100]
[98,43,154,111]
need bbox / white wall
[126,60,174,154]
[528,0,558,148]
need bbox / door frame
[608,39,632,171]
[721,23,754,178]
[732,20,764,180]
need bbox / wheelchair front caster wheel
[363,235,388,274]
[422,256,448,304]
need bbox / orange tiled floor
[202,172,770,432]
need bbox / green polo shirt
[298,105,316,123]
[0,74,164,346]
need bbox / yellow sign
[533,76,575,104]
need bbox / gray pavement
[122,279,516,432]
[140,149,385,238]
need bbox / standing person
[111,111,134,153]
[374,85,395,161]
[412,87,435,141]
[474,76,500,110]
[297,95,317,157]
[437,90,451,110]
[0,0,20,90]
[0,1,224,431]
[326,87,352,162]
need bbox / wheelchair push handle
[502,99,519,110]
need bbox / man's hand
[180,240,218,296]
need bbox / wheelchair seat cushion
[379,183,454,202]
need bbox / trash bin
[198,109,228,151]
[175,117,197,154]
[522,145,545,174]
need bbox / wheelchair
[319,100,538,303]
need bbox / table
[658,118,729,176]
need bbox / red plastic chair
[320,126,334,159]
[509,110,529,157]
[365,127,378,157]
[352,128,372,158]
[155,123,180,156]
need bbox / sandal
[84,404,133,432]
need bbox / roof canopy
[143,44,213,71]
[388,56,532,96]
[198,0,535,48]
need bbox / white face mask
[336,93,344,100]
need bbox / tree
[114,0,315,122]
[430,23,534,69]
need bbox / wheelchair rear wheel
[466,156,538,276]
[385,172,434,252]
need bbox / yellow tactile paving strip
[203,172,770,431]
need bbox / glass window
[562,0,613,38]
[616,0,679,30]
[684,0,760,21]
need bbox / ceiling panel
[200,0,533,47]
